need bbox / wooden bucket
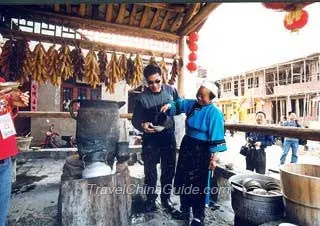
[280,164,320,226]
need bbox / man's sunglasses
[147,79,161,85]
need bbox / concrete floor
[6,132,320,226]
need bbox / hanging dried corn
[19,41,34,85]
[71,45,85,81]
[132,54,143,88]
[32,42,48,84]
[159,57,168,84]
[118,54,128,81]
[97,50,108,84]
[47,45,61,86]
[106,52,120,94]
[58,44,73,81]
[125,55,135,86]
[169,58,179,85]
[0,40,14,81]
[84,49,100,88]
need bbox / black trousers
[142,138,176,201]
[246,149,266,174]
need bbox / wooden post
[178,36,185,97]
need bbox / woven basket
[16,136,33,152]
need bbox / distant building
[215,53,320,126]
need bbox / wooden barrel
[280,164,320,226]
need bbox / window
[61,82,101,111]
[223,82,231,92]
[247,77,254,89]
[247,102,257,114]
[254,77,259,88]
[240,79,245,96]
[234,81,238,96]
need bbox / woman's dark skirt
[174,135,211,195]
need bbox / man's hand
[12,91,29,107]
[255,141,262,149]
[141,122,157,133]
[160,103,171,112]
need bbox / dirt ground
[6,132,320,226]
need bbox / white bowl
[152,125,165,132]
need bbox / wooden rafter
[116,4,126,24]
[0,28,176,59]
[178,3,220,35]
[150,9,160,29]
[137,3,185,13]
[170,13,183,33]
[140,6,151,28]
[53,4,60,13]
[79,4,86,17]
[160,11,171,31]
[129,4,137,26]
[66,4,71,14]
[8,7,179,42]
[180,3,200,29]
[106,4,113,22]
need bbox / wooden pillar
[277,66,279,86]
[263,69,266,96]
[303,60,306,83]
[178,37,185,97]
[296,98,299,117]
[291,63,294,84]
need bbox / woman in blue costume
[164,81,227,226]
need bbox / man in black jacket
[132,64,180,213]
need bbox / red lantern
[262,3,289,11]
[187,62,197,72]
[189,32,199,42]
[188,52,197,61]
[284,9,308,32]
[188,42,198,52]
[263,2,312,11]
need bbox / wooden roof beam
[178,3,220,36]
[10,7,179,42]
[160,11,171,31]
[105,4,113,22]
[180,3,201,29]
[170,13,183,33]
[66,4,71,15]
[53,4,60,13]
[137,3,185,13]
[129,4,137,26]
[150,9,160,29]
[116,4,126,24]
[0,27,176,59]
[79,4,86,17]
[140,6,151,28]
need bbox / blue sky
[198,3,320,80]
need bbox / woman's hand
[209,153,218,170]
[141,122,157,133]
[160,103,171,112]
[12,91,29,107]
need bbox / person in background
[245,111,274,174]
[0,76,29,226]
[131,64,180,213]
[168,81,227,226]
[280,111,300,165]
[278,115,287,146]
